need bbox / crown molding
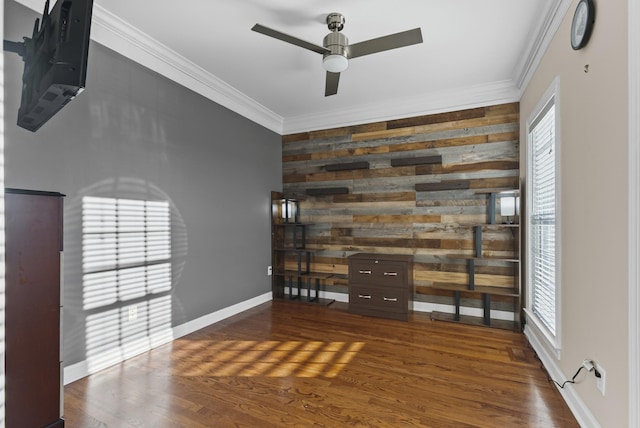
[282,80,520,134]
[12,0,561,136]
[13,0,285,134]
[512,0,573,93]
[86,5,518,136]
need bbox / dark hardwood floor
[64,301,579,427]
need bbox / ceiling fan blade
[325,71,340,96]
[252,23,330,55]
[348,28,423,59]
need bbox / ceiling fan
[251,13,423,96]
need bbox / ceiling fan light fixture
[323,54,349,73]
[251,12,423,96]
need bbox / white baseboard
[524,322,601,428]
[64,292,272,385]
[171,292,272,340]
[64,360,90,386]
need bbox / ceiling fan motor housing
[323,32,349,72]
[323,32,348,57]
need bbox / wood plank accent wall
[282,103,520,310]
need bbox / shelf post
[488,192,497,224]
[474,226,482,257]
[483,293,491,325]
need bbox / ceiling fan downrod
[326,13,345,32]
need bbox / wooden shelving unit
[429,190,522,331]
[271,191,334,305]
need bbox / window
[527,86,559,343]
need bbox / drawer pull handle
[358,294,372,299]
[359,270,372,275]
[384,272,398,277]
[383,297,398,302]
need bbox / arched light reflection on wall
[82,195,173,373]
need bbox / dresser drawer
[349,259,407,287]
[349,285,409,321]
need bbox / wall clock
[571,0,595,50]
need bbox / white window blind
[529,100,557,335]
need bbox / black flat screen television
[5,0,93,132]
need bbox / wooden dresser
[348,253,413,321]
[5,189,65,427]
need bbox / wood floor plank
[64,301,578,427]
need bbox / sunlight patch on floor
[178,341,365,378]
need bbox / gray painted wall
[4,0,282,366]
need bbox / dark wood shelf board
[306,187,349,196]
[474,188,520,195]
[324,162,370,171]
[5,188,66,197]
[430,311,519,331]
[460,223,520,228]
[445,254,520,263]
[276,270,334,280]
[391,155,442,167]
[273,247,319,253]
[419,284,519,297]
[415,180,470,192]
[275,296,336,307]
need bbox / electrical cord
[550,365,586,389]
[532,352,601,389]
[534,354,602,389]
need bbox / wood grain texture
[282,103,520,319]
[63,301,578,427]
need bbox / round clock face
[571,0,594,50]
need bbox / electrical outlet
[267,265,273,276]
[595,363,606,396]
[582,359,594,372]
[128,305,138,321]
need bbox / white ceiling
[15,0,569,134]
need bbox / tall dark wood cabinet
[5,189,65,428]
